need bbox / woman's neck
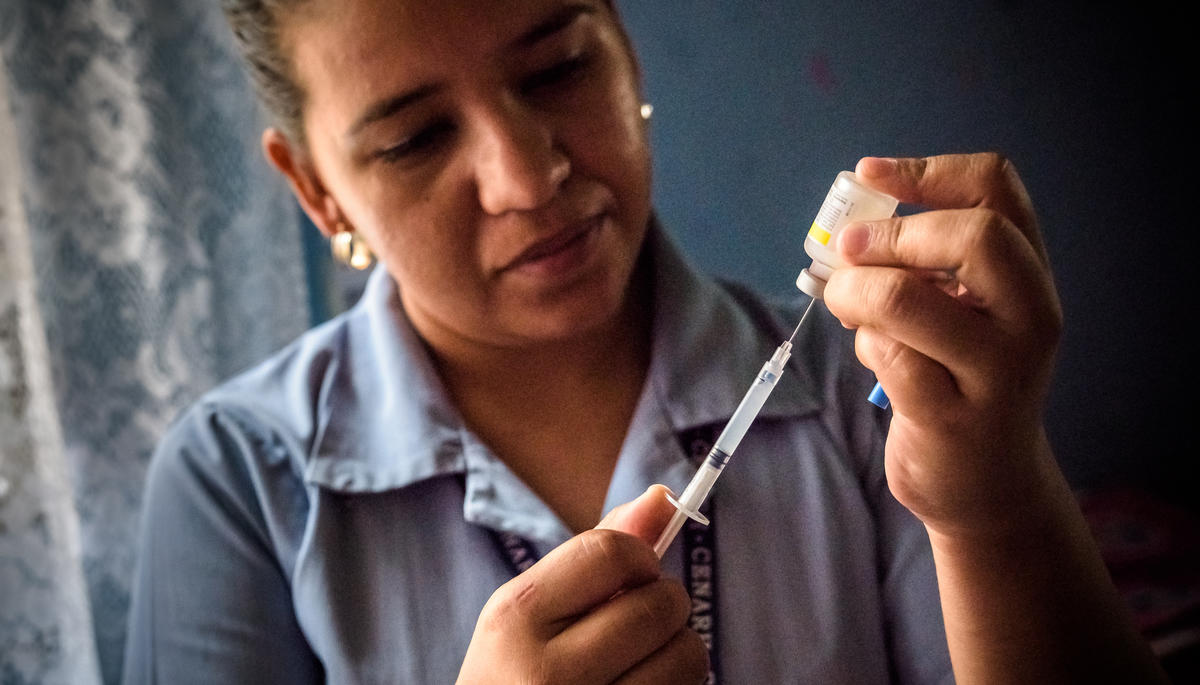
[413,279,653,533]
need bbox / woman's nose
[473,105,570,215]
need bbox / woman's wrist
[910,426,1063,547]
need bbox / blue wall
[618,3,1190,503]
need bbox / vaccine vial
[796,171,899,300]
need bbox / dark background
[613,2,1192,509]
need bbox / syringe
[653,171,899,557]
[652,299,817,557]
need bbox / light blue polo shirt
[123,226,952,684]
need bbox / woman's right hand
[457,486,709,684]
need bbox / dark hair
[221,0,309,145]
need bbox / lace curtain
[0,2,311,682]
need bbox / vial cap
[796,268,827,299]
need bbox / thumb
[596,484,677,546]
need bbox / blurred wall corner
[0,2,310,682]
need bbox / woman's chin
[500,294,627,345]
[498,255,643,345]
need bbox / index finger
[507,527,662,631]
[855,153,1047,263]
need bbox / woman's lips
[502,215,604,279]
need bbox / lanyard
[489,425,723,684]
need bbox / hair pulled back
[221,0,309,145]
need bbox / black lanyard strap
[492,530,538,574]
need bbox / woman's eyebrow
[345,83,442,140]
[511,3,596,49]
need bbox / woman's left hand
[823,153,1063,538]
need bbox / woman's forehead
[288,0,609,61]
[287,0,612,123]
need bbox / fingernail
[838,222,871,258]
[644,484,674,501]
[857,156,897,178]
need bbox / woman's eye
[521,54,592,94]
[375,120,455,165]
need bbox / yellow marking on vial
[808,222,832,245]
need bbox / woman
[123,0,1165,682]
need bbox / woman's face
[281,0,652,348]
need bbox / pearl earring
[640,103,653,121]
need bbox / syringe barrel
[666,345,791,538]
[711,357,785,457]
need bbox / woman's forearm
[927,445,1167,683]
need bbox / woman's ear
[262,127,342,237]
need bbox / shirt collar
[304,221,821,494]
[642,224,820,434]
[303,264,467,492]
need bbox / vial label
[808,187,856,246]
